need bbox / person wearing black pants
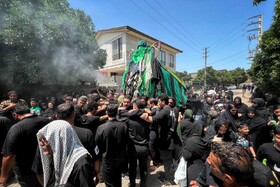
[128,142,149,187]
[126,100,150,187]
[149,129,161,166]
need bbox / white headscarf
[37,120,89,187]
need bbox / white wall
[97,31,178,72]
[97,32,125,68]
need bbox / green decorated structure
[122,40,187,107]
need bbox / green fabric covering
[160,66,187,106]
[132,46,147,63]
[138,40,147,48]
[122,40,188,106]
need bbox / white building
[95,26,182,86]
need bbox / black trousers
[128,145,149,187]
[149,130,161,165]
[102,160,123,187]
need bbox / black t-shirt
[152,106,174,149]
[72,126,99,161]
[74,105,85,127]
[95,120,128,167]
[126,110,150,146]
[257,142,280,178]
[80,114,101,136]
[1,115,50,176]
[32,153,94,187]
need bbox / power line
[208,20,247,48]
[129,0,202,54]
[209,29,247,56]
[177,50,248,72]
[208,50,248,65]
[142,0,202,51]
[209,31,246,55]
[154,0,204,48]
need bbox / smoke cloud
[0,1,106,87]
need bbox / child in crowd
[235,122,257,159]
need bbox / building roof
[96,25,183,53]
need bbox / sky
[68,0,275,73]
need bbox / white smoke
[1,1,107,86]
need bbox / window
[112,38,122,60]
[169,54,174,68]
[160,50,166,65]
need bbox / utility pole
[247,14,262,59]
[204,48,208,89]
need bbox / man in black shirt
[95,104,128,187]
[0,104,50,187]
[126,100,150,187]
[146,98,162,167]
[80,102,108,136]
[257,125,280,179]
[74,95,87,127]
[141,94,176,184]
[116,95,132,122]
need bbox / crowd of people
[0,88,279,187]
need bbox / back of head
[91,95,101,102]
[85,102,99,113]
[13,104,30,115]
[56,103,74,120]
[211,142,254,185]
[149,98,158,106]
[135,99,145,109]
[106,104,118,118]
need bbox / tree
[0,0,106,86]
[193,67,248,89]
[174,71,192,84]
[216,70,231,87]
[230,68,248,86]
[250,0,280,96]
[194,66,219,89]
